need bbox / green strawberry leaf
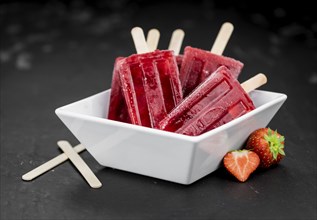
[266,128,285,159]
[279,148,285,156]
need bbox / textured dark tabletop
[1,1,316,220]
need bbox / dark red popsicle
[158,66,255,136]
[180,46,244,97]
[118,50,183,128]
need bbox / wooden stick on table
[22,143,85,181]
[57,140,102,189]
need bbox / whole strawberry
[246,128,285,168]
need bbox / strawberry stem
[264,128,285,160]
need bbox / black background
[1,1,316,219]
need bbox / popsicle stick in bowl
[210,22,234,55]
[22,143,85,181]
[241,73,267,93]
[131,27,150,54]
[168,29,185,55]
[57,140,102,189]
[146,28,160,52]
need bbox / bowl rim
[55,89,287,143]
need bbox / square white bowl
[55,89,287,185]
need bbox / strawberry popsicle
[108,29,161,123]
[118,49,183,128]
[179,22,243,97]
[115,27,182,128]
[158,66,264,136]
[180,46,244,97]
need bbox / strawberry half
[223,150,260,182]
[246,128,285,168]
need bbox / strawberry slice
[223,150,260,182]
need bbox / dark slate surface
[1,1,316,220]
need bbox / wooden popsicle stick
[168,29,185,55]
[210,22,234,55]
[241,73,267,93]
[131,27,150,54]
[146,28,160,52]
[22,144,85,181]
[57,140,102,189]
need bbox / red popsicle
[108,29,161,123]
[158,66,267,136]
[180,23,244,97]
[180,46,244,97]
[117,27,183,128]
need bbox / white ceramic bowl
[55,89,287,184]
